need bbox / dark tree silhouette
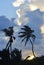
[0,49,10,61]
[11,48,22,62]
[2,26,16,53]
[18,25,36,58]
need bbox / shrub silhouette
[0,49,10,62]
[11,48,22,62]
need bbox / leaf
[21,28,26,31]
[25,36,29,46]
[18,34,26,38]
[21,36,26,42]
[13,36,16,40]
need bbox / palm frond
[21,25,30,31]
[24,25,34,32]
[24,25,31,30]
[18,34,26,38]
[25,36,29,46]
[21,36,26,42]
[13,36,16,40]
[21,28,26,31]
[21,26,34,33]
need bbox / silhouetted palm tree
[2,26,15,53]
[18,25,36,57]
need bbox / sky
[0,0,44,59]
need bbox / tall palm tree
[2,26,15,53]
[18,25,36,57]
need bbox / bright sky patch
[40,25,44,34]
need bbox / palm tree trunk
[9,42,12,53]
[30,39,36,57]
[6,41,9,49]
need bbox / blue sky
[0,0,44,59]
[0,0,17,18]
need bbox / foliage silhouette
[0,48,22,65]
[0,52,44,65]
[18,25,36,57]
[11,48,22,62]
[0,49,10,62]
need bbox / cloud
[12,0,25,25]
[0,16,11,30]
[16,9,22,25]
[16,9,20,18]
[18,3,44,27]
[0,35,9,50]
[0,37,9,41]
[22,50,32,59]
[40,25,44,35]
[29,4,38,11]
[31,0,44,11]
[12,0,25,7]
[34,39,44,56]
[0,16,17,30]
[22,49,37,59]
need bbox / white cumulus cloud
[12,0,25,7]
[31,0,44,11]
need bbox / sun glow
[29,4,38,11]
[28,55,34,60]
[17,20,22,26]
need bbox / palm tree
[18,25,36,57]
[2,26,16,53]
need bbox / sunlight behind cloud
[12,0,25,7]
[16,9,20,18]
[40,25,44,35]
[28,55,34,60]
[16,8,22,26]
[29,4,38,11]
[22,50,37,60]
[17,20,22,26]
[31,0,44,11]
